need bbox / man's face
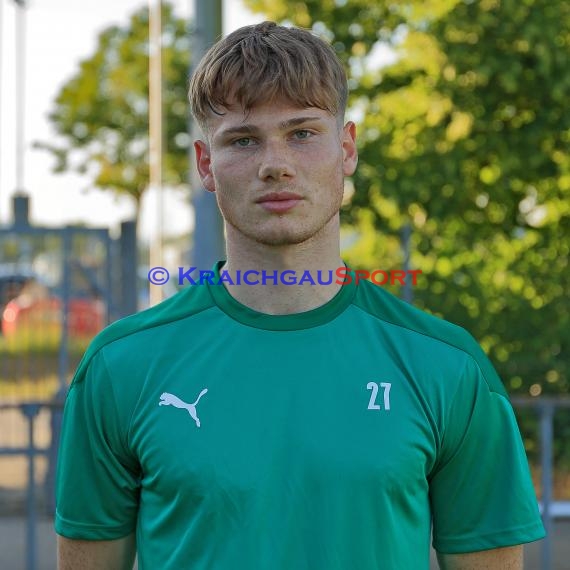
[194,98,357,247]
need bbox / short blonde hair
[188,21,348,132]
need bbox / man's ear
[342,121,358,176]
[194,140,216,193]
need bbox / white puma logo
[159,389,208,428]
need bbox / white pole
[149,0,164,306]
[15,0,26,193]
[0,0,4,218]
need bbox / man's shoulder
[353,280,507,397]
[72,284,214,384]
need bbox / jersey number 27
[367,382,391,411]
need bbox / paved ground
[0,513,567,569]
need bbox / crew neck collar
[206,260,357,331]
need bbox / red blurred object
[2,296,105,338]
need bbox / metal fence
[0,195,137,568]
[0,400,62,570]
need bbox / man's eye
[294,130,312,140]
[234,137,254,147]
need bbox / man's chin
[253,233,316,247]
[225,214,339,247]
[242,225,322,247]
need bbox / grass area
[0,351,83,382]
[0,375,62,401]
[0,328,90,400]
[0,324,92,355]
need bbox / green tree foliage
[245,0,569,400]
[38,2,191,220]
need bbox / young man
[56,21,545,569]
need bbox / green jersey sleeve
[55,348,140,539]
[429,355,545,553]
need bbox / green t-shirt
[55,262,545,569]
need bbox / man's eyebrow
[279,116,324,129]
[218,124,260,137]
[218,116,324,138]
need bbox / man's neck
[221,226,344,316]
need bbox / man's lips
[256,192,303,213]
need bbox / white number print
[367,381,392,411]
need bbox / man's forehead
[206,100,333,134]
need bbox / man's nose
[257,141,296,181]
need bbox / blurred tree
[246,0,569,401]
[37,2,191,225]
